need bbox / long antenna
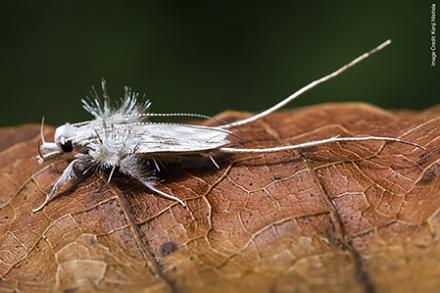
[220,39,392,129]
[219,135,425,154]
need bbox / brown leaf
[0,103,439,293]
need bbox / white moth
[34,39,424,212]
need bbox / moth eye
[60,140,73,152]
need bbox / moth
[34,39,424,212]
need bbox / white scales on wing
[73,122,232,154]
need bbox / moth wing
[113,123,231,154]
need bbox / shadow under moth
[34,39,425,212]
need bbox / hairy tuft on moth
[33,39,426,213]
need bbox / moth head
[37,120,77,164]
[54,124,76,152]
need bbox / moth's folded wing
[114,123,232,154]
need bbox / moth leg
[119,156,186,207]
[143,181,187,208]
[107,165,117,183]
[208,155,220,169]
[152,158,161,172]
[32,159,80,213]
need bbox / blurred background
[0,1,438,126]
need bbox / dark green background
[0,1,438,126]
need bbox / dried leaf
[0,103,439,293]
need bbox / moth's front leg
[32,159,82,213]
